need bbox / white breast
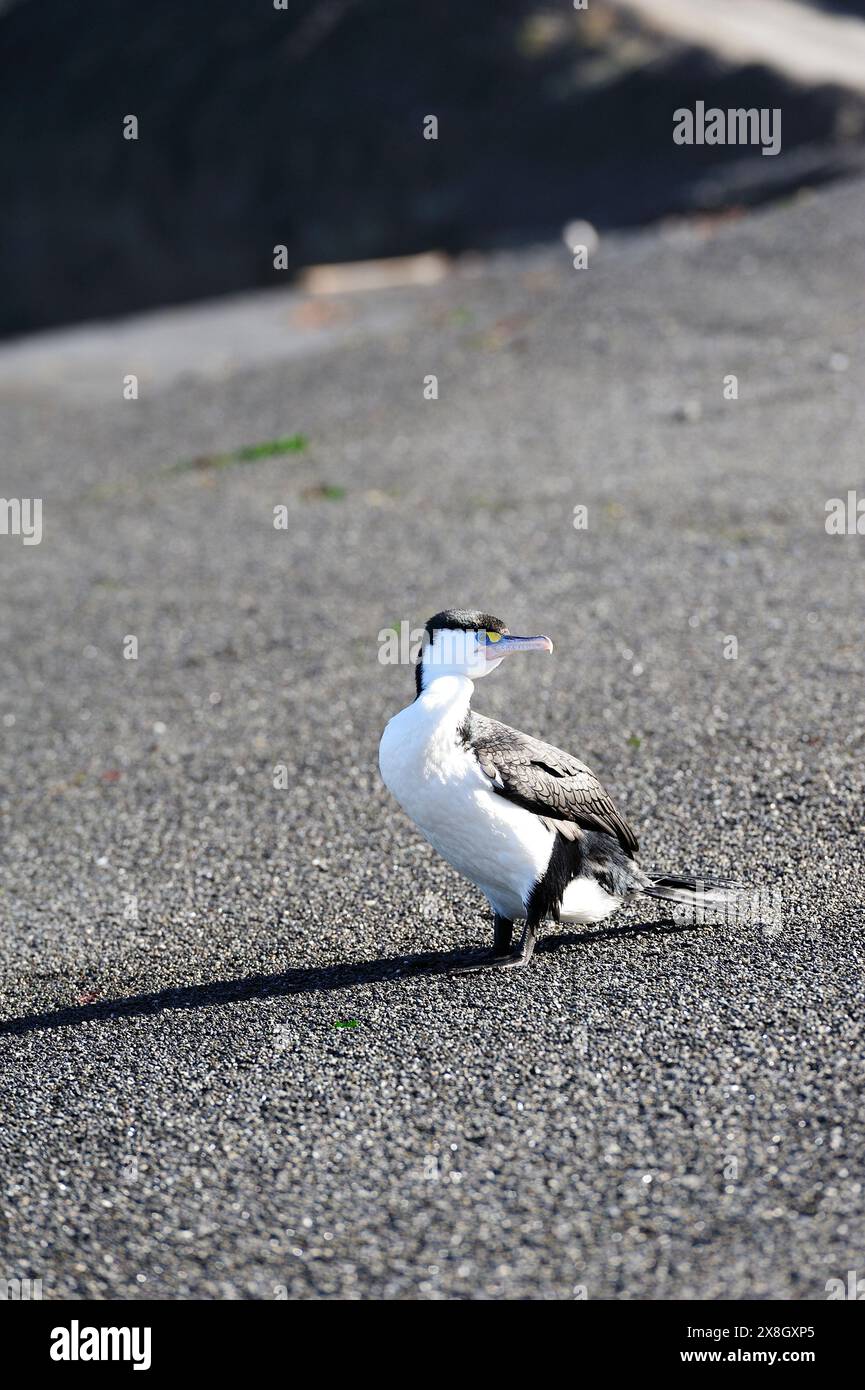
[379,678,554,921]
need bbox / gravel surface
[1,176,864,1300]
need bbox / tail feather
[645,872,745,906]
[643,874,747,913]
[641,874,782,930]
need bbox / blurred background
[2,0,865,339]
[2,0,865,1304]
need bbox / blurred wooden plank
[299,252,450,295]
[610,0,865,93]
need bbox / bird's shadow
[0,917,691,1039]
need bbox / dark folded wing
[468,714,639,856]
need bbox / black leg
[452,912,514,974]
[494,921,538,971]
[493,914,514,958]
[453,917,538,974]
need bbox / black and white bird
[379,608,745,972]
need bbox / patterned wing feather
[468,714,639,856]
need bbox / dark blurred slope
[1,0,863,337]
[815,2,865,14]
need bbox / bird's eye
[486,630,502,643]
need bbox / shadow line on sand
[0,917,690,1038]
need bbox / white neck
[417,673,474,726]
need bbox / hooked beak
[485,633,554,659]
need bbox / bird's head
[416,609,553,695]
